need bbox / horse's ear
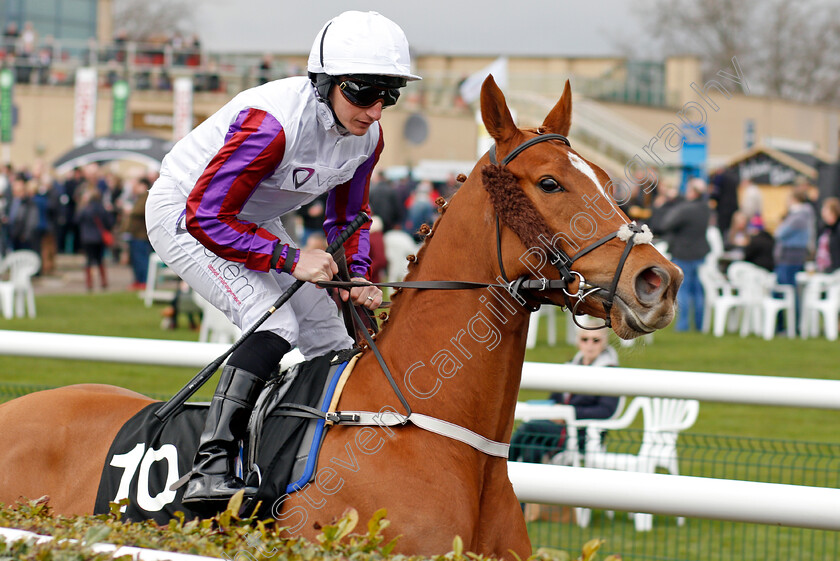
[480,74,517,145]
[541,79,573,136]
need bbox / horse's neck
[375,184,531,442]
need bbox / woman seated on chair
[509,317,620,464]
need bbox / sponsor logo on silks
[293,167,315,189]
[175,210,189,235]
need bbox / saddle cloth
[93,349,358,523]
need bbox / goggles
[334,77,401,108]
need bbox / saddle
[244,347,362,517]
[93,347,362,523]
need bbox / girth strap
[272,402,360,424]
[276,291,511,459]
[336,410,510,458]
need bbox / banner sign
[111,79,130,134]
[173,77,193,141]
[74,67,98,146]
[0,68,13,143]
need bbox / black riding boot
[182,365,265,505]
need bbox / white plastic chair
[192,292,241,344]
[568,397,699,531]
[706,226,724,258]
[0,250,41,319]
[653,239,670,260]
[513,397,627,527]
[799,270,840,340]
[728,261,795,340]
[383,229,419,283]
[0,264,11,319]
[704,226,725,273]
[758,280,796,341]
[548,395,627,467]
[700,260,744,336]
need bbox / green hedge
[0,495,618,561]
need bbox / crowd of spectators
[2,21,56,85]
[367,171,459,238]
[286,171,460,284]
[3,154,832,329]
[0,161,156,291]
[0,163,462,295]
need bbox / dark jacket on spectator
[659,198,711,261]
[8,194,39,250]
[743,230,775,271]
[75,199,113,245]
[548,392,621,420]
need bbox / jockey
[145,11,420,506]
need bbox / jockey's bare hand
[341,277,382,310]
[292,249,338,284]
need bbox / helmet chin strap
[310,76,349,135]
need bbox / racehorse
[0,76,681,558]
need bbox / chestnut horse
[0,77,681,558]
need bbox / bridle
[488,132,652,329]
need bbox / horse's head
[478,75,682,339]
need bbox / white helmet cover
[307,11,421,81]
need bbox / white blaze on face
[567,152,627,223]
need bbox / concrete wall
[97,0,113,44]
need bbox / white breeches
[146,180,353,360]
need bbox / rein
[321,131,652,331]
[323,132,652,329]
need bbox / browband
[489,133,570,166]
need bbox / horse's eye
[538,177,565,193]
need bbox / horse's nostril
[636,267,667,299]
[643,269,661,291]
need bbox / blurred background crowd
[0,162,464,294]
[0,161,156,291]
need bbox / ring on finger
[366,296,374,301]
